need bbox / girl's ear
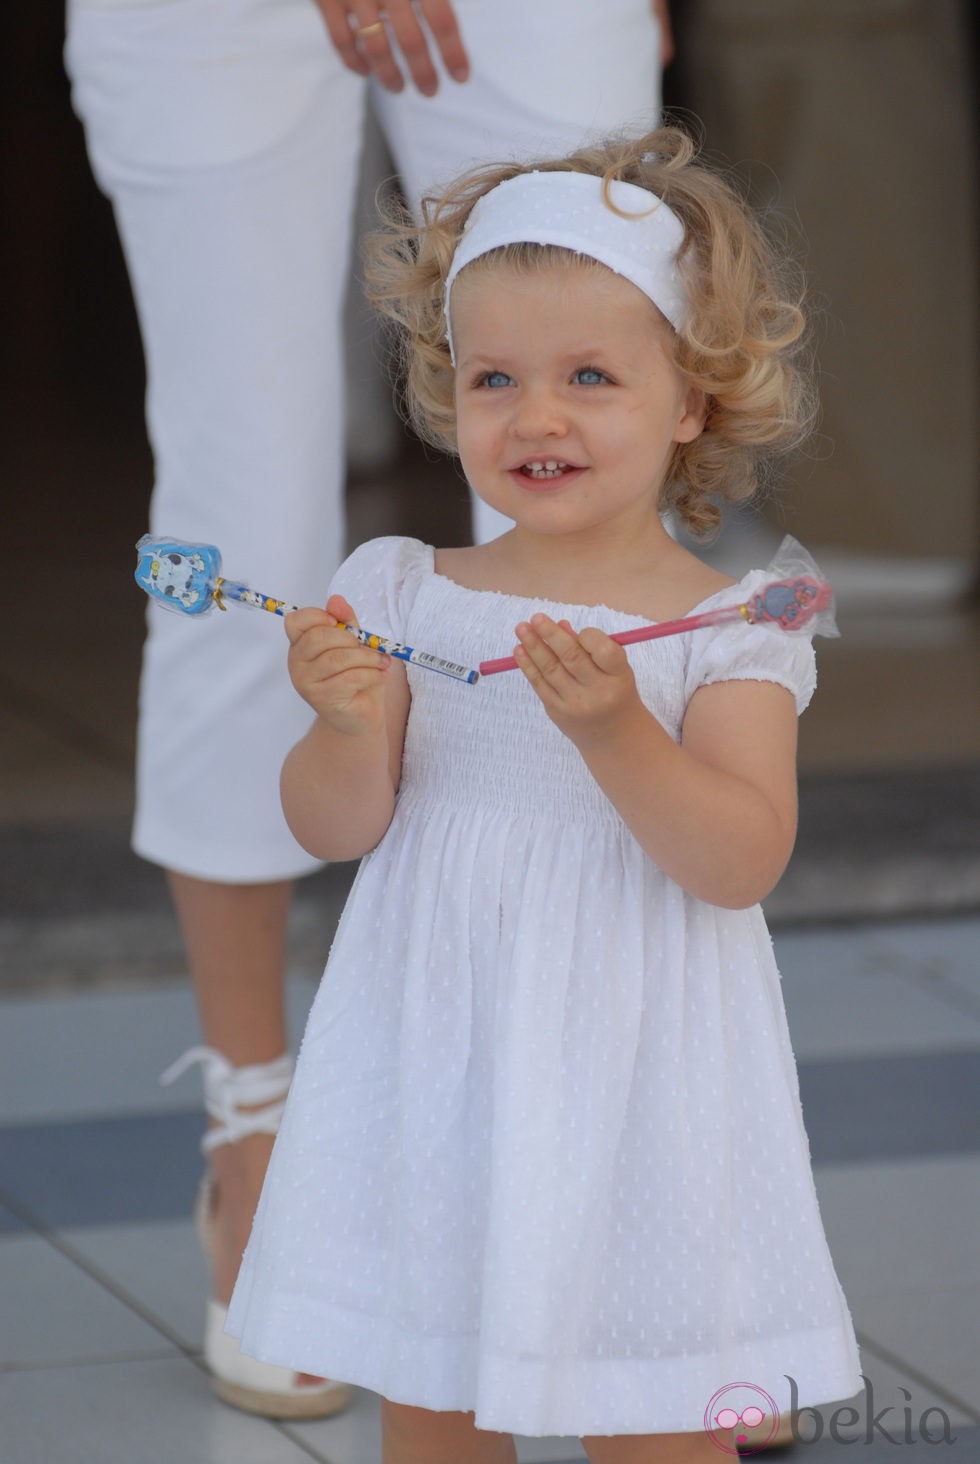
[675,386,708,444]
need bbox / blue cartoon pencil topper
[134,536,221,615]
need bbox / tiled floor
[2,915,979,1462]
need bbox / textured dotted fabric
[227,537,861,1436]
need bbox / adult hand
[313,0,470,97]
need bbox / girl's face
[451,259,705,544]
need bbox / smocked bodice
[398,571,689,833]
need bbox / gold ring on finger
[356,19,387,38]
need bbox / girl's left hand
[514,614,642,749]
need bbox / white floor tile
[871,918,980,1002]
[872,915,980,966]
[65,1219,206,1351]
[0,1357,328,1464]
[0,1233,177,1367]
[814,1156,980,1295]
[772,923,980,1060]
[772,924,879,983]
[515,1437,586,1461]
[813,1156,980,1413]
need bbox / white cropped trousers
[66,0,663,880]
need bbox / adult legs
[66,0,364,1332]
[166,874,292,1302]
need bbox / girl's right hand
[285,594,391,737]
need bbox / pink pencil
[478,575,834,677]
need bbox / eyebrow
[461,345,621,367]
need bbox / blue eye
[574,367,607,385]
[482,371,514,388]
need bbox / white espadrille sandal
[161,1046,352,1420]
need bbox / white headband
[443,170,688,364]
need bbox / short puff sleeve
[683,572,818,716]
[327,537,430,641]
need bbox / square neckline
[421,541,753,628]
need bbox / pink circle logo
[703,1382,780,1456]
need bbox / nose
[510,385,569,441]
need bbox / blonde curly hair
[364,125,815,538]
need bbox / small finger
[326,593,358,628]
[514,620,572,689]
[529,613,590,674]
[284,605,334,644]
[578,626,630,672]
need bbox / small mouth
[516,460,580,481]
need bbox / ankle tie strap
[160,1046,294,1154]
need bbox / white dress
[227,535,861,1437]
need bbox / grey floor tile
[853,1284,980,1415]
[798,1050,980,1163]
[0,985,199,1125]
[0,1233,177,1368]
[848,1352,976,1430]
[769,1423,980,1458]
[0,1111,204,1228]
[0,1199,28,1235]
[0,1357,330,1464]
[0,979,318,1126]
[64,1219,206,1352]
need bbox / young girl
[227,127,861,1462]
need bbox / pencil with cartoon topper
[134,535,480,685]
